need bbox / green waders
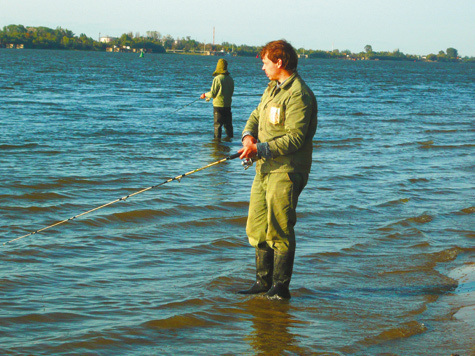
[238,242,274,294]
[240,172,307,299]
[266,249,295,299]
[213,106,233,139]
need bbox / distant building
[208,50,226,56]
[99,36,116,43]
[105,45,146,53]
[6,44,24,49]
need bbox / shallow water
[1,49,474,355]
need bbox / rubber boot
[266,249,295,299]
[238,243,274,294]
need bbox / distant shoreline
[2,24,474,62]
[3,47,475,64]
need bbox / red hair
[260,40,298,71]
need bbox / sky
[1,0,474,56]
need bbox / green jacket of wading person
[238,40,318,300]
[200,58,235,139]
[243,71,317,174]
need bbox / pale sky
[1,0,474,56]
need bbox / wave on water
[94,128,145,136]
[0,312,90,326]
[222,215,248,226]
[408,178,430,183]
[459,206,475,215]
[376,198,410,207]
[417,140,434,147]
[424,129,458,133]
[359,320,427,348]
[221,201,249,209]
[8,191,71,201]
[414,140,475,149]
[376,214,432,233]
[83,208,183,226]
[112,208,178,220]
[325,94,348,98]
[406,214,433,224]
[423,143,475,149]
[315,137,364,145]
[152,298,210,311]
[414,112,442,116]
[10,177,117,190]
[142,313,218,330]
[0,143,39,150]
[167,237,246,256]
[208,237,245,249]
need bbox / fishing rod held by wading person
[4,152,242,246]
[172,97,200,113]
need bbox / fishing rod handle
[227,152,241,160]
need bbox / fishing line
[172,97,200,113]
[4,152,241,245]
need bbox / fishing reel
[241,158,254,170]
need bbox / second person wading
[200,58,235,139]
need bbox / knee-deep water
[1,49,474,355]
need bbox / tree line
[1,24,473,62]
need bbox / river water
[1,49,474,355]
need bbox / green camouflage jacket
[243,72,318,174]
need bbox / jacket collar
[268,71,298,90]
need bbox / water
[1,49,474,355]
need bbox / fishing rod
[4,152,241,246]
[173,97,200,113]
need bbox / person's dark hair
[260,40,298,71]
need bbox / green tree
[308,50,330,59]
[118,33,133,47]
[61,36,70,48]
[446,47,458,58]
[364,44,373,53]
[4,24,27,34]
[161,35,174,49]
[146,31,161,41]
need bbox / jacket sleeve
[243,104,261,138]
[205,77,220,99]
[267,92,313,157]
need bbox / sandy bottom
[448,262,475,326]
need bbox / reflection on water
[242,297,302,355]
[203,139,234,161]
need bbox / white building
[99,36,116,43]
